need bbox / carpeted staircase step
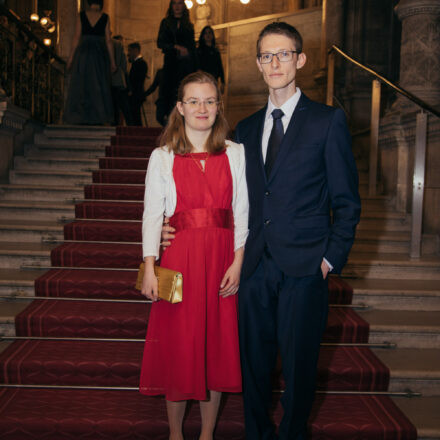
[92,170,146,184]
[0,200,74,221]
[116,126,163,136]
[0,342,389,391]
[14,300,368,343]
[84,184,144,201]
[64,220,141,242]
[75,201,142,220]
[99,157,149,170]
[50,242,142,268]
[111,135,159,146]
[105,145,155,158]
[0,389,417,440]
[34,267,352,305]
[34,268,141,299]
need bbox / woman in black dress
[64,0,115,125]
[197,26,225,94]
[157,0,197,121]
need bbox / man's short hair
[87,0,104,9]
[256,22,303,55]
[128,42,141,52]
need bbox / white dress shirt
[261,87,301,162]
[142,140,249,259]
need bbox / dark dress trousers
[235,93,361,440]
[129,57,148,126]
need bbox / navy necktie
[265,109,284,177]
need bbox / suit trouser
[238,247,328,440]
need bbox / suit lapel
[267,93,310,183]
[246,106,267,183]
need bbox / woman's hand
[141,258,159,301]
[219,248,244,298]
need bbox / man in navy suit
[234,22,361,439]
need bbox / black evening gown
[64,12,113,125]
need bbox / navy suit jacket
[235,93,361,279]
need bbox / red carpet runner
[0,126,417,439]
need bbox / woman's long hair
[166,0,191,26]
[160,71,228,155]
[198,26,216,49]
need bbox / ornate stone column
[395,0,440,111]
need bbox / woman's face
[203,28,214,45]
[171,0,185,18]
[177,82,219,136]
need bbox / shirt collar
[265,87,302,121]
[135,54,143,61]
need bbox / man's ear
[176,102,184,116]
[256,57,263,73]
[296,52,307,70]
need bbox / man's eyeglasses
[182,99,219,109]
[257,50,300,64]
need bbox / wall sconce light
[40,16,49,26]
[240,0,251,3]
[184,0,193,8]
[196,0,206,4]
[30,13,39,21]
[43,38,51,46]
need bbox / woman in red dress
[139,71,248,440]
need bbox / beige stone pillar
[56,0,80,60]
[395,0,440,111]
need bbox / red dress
[139,151,242,401]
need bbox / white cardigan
[142,140,249,259]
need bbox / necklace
[189,152,209,173]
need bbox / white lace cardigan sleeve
[142,143,249,259]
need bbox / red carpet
[0,126,416,439]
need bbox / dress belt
[170,208,234,232]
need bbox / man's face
[128,48,138,62]
[256,33,306,93]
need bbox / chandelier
[184,0,251,8]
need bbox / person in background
[128,42,148,126]
[111,34,133,126]
[143,68,168,126]
[64,0,115,125]
[139,71,248,440]
[197,26,225,94]
[157,0,197,120]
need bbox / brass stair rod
[0,336,395,348]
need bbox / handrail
[0,4,65,65]
[330,45,440,118]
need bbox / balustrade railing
[326,45,440,258]
[0,5,65,124]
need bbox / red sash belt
[170,208,234,233]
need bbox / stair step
[350,278,440,311]
[14,156,99,171]
[34,133,111,147]
[393,396,440,440]
[344,253,440,280]
[359,309,440,348]
[0,300,32,337]
[0,184,83,202]
[373,348,440,396]
[24,143,106,159]
[44,125,115,140]
[0,269,41,297]
[9,169,92,186]
[0,219,63,242]
[0,242,55,269]
[0,200,74,221]
[357,216,411,232]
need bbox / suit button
[265,191,270,196]
[264,219,271,226]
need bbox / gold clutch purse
[135,263,183,304]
